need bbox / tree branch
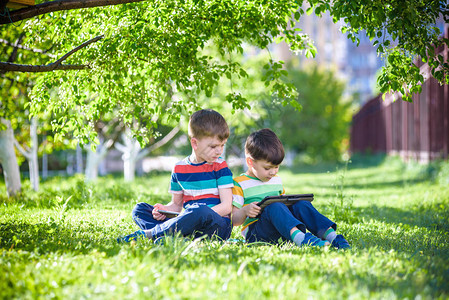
[0,61,87,72]
[114,141,127,153]
[137,125,180,160]
[0,34,103,72]
[0,0,146,24]
[13,138,31,160]
[7,34,24,63]
[0,38,57,58]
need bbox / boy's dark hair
[245,128,285,165]
[188,109,229,141]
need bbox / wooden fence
[350,30,449,162]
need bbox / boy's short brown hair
[188,109,229,141]
[245,128,285,165]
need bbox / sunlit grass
[1,157,448,299]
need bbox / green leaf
[306,6,314,16]
[294,11,300,21]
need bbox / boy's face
[191,136,227,163]
[246,158,280,182]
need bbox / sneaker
[117,230,146,243]
[301,232,328,247]
[331,234,351,249]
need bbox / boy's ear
[246,157,253,167]
[190,137,198,150]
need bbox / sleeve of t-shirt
[215,160,234,189]
[168,166,183,194]
[232,180,244,208]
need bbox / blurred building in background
[274,7,447,105]
[274,7,383,104]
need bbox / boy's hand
[153,203,167,221]
[245,202,261,218]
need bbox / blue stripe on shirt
[178,179,218,191]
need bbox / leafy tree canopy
[1,0,448,145]
[3,0,311,144]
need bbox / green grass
[1,157,448,299]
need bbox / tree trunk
[13,117,40,191]
[66,152,74,175]
[0,119,21,197]
[116,125,180,181]
[29,117,39,191]
[123,153,136,182]
[85,148,99,181]
[76,144,83,174]
[85,139,111,182]
[42,151,48,179]
[115,129,140,182]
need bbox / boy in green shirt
[232,128,350,249]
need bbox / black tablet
[157,210,180,219]
[257,194,314,210]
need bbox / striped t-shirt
[232,174,285,237]
[169,156,234,208]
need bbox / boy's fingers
[153,212,166,221]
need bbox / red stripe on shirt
[183,194,220,202]
[175,161,229,174]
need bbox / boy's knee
[264,202,288,217]
[293,200,312,210]
[132,202,152,216]
[184,205,215,224]
[187,204,212,216]
[265,202,286,211]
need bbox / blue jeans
[132,202,232,240]
[246,201,336,243]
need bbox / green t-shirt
[232,174,284,237]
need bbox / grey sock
[324,230,337,243]
[291,230,306,246]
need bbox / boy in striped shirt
[232,128,350,249]
[118,109,234,243]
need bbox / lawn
[1,156,448,299]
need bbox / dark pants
[246,201,336,243]
[132,202,232,240]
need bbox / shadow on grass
[236,247,448,298]
[353,202,449,232]
[0,221,123,257]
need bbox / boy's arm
[153,193,183,220]
[230,179,250,225]
[211,187,233,217]
[231,206,247,226]
[162,193,184,212]
[157,165,184,214]
[231,203,261,226]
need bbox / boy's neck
[245,171,257,179]
[189,152,205,164]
